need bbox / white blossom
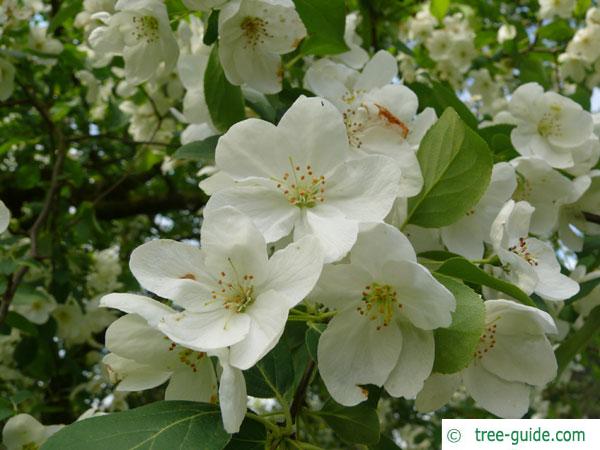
[490,200,579,301]
[311,223,455,406]
[203,96,402,262]
[218,0,306,93]
[89,0,179,85]
[509,82,594,169]
[416,300,557,418]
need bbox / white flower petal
[262,236,324,307]
[482,333,557,386]
[415,373,461,413]
[351,223,416,277]
[463,364,531,418]
[159,308,251,350]
[384,322,434,399]
[318,307,403,406]
[382,260,455,330]
[201,206,269,283]
[277,96,350,175]
[355,50,397,91]
[294,204,359,263]
[104,353,171,392]
[308,263,372,310]
[165,359,217,403]
[129,241,216,311]
[100,293,174,327]
[219,362,247,434]
[105,314,179,368]
[205,184,298,243]
[229,290,291,370]
[326,155,401,222]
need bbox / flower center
[537,104,563,138]
[473,322,497,359]
[509,237,538,266]
[241,16,272,48]
[131,15,160,44]
[356,283,402,330]
[273,158,325,208]
[210,260,256,313]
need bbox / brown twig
[584,211,600,225]
[290,360,316,423]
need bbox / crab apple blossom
[490,200,579,301]
[100,294,217,403]
[310,223,455,406]
[416,300,558,418]
[125,206,323,369]
[218,0,306,93]
[511,156,583,236]
[508,82,594,169]
[203,96,402,262]
[89,0,179,85]
[304,52,436,197]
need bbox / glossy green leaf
[244,335,295,398]
[430,0,450,20]
[41,401,231,450]
[204,44,246,131]
[293,0,349,55]
[406,108,493,227]
[172,135,220,163]
[433,275,485,374]
[319,399,380,445]
[436,257,536,307]
[203,10,220,46]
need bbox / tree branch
[290,360,315,424]
[0,84,68,325]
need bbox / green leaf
[478,124,519,161]
[555,305,600,378]
[293,0,349,55]
[305,323,326,362]
[406,108,493,228]
[432,275,485,374]
[0,397,14,421]
[203,9,220,46]
[435,257,536,307]
[48,0,82,33]
[430,0,450,20]
[537,20,574,42]
[319,399,380,445]
[244,335,295,398]
[172,135,220,163]
[41,401,231,450]
[204,44,246,132]
[224,418,266,450]
[519,57,551,90]
[409,81,478,129]
[370,435,402,450]
[5,312,38,336]
[574,0,592,17]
